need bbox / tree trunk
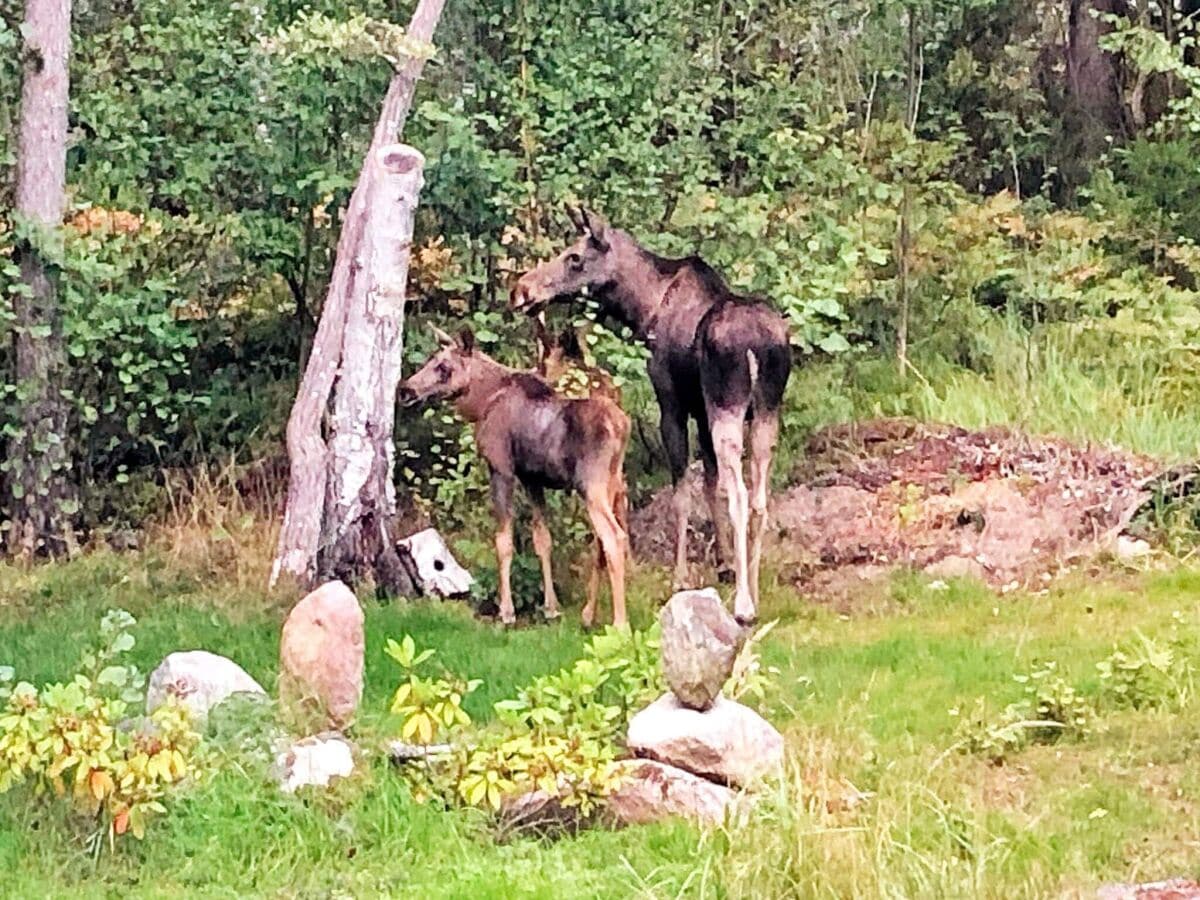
[7,0,77,559]
[270,0,446,592]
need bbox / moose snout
[397,384,418,407]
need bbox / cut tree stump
[270,0,446,593]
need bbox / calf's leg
[490,471,517,625]
[529,499,560,620]
[747,412,779,614]
[710,409,754,624]
[585,487,627,628]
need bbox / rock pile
[618,589,784,827]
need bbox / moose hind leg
[583,539,605,628]
[710,410,753,624]
[697,421,732,584]
[747,412,779,614]
[659,405,691,590]
[529,496,560,620]
[585,488,627,629]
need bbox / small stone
[397,528,474,597]
[277,733,355,793]
[627,693,784,787]
[146,651,266,722]
[923,555,988,581]
[1115,534,1152,561]
[279,581,364,733]
[607,759,742,827]
[659,588,742,710]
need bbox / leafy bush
[386,635,480,745]
[952,659,1094,763]
[389,625,665,816]
[0,610,210,849]
[1097,629,1195,711]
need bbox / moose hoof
[734,613,757,628]
[717,567,735,585]
[544,608,562,622]
[500,613,517,627]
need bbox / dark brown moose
[397,326,630,627]
[511,209,791,624]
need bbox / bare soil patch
[630,418,1162,602]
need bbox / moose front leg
[490,470,517,625]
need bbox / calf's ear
[580,206,610,251]
[457,327,475,354]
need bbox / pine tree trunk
[7,0,77,559]
[270,0,446,592]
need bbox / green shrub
[1097,629,1195,711]
[0,610,211,849]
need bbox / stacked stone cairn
[610,588,785,827]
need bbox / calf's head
[511,207,618,314]
[397,327,476,407]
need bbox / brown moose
[398,327,630,628]
[512,208,791,624]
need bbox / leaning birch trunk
[269,0,446,591]
[322,145,424,589]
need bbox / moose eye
[436,362,452,381]
[567,252,583,272]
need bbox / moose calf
[398,327,630,628]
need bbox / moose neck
[453,354,516,422]
[592,231,679,341]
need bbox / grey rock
[607,759,742,827]
[627,693,784,787]
[146,650,266,722]
[659,588,742,710]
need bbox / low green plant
[952,659,1094,763]
[0,610,210,849]
[727,620,780,703]
[1097,628,1195,711]
[386,636,481,745]
[389,625,665,818]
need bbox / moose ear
[457,327,475,354]
[566,204,586,234]
[431,324,454,347]
[579,206,610,251]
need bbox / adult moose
[511,209,791,624]
[398,327,630,628]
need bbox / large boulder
[146,650,266,722]
[279,581,364,732]
[607,759,741,827]
[627,693,784,787]
[659,588,742,710]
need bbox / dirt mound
[629,419,1162,601]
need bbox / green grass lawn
[3,550,1200,898]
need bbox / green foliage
[386,635,480,744]
[1097,627,1195,711]
[0,610,210,848]
[390,625,666,817]
[952,659,1094,763]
